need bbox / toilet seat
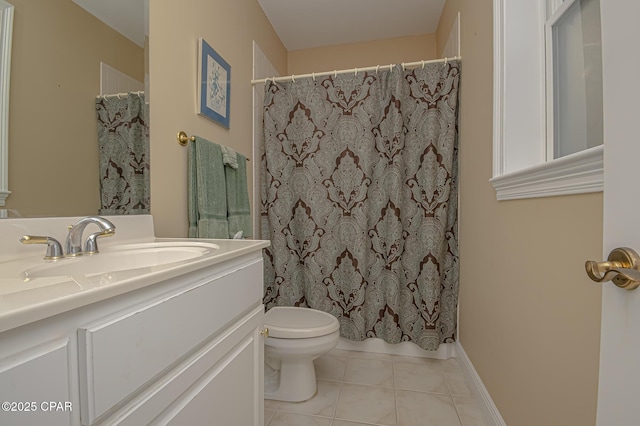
[264,307,339,339]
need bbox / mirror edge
[0,0,12,206]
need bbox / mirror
[3,0,147,218]
[0,0,13,209]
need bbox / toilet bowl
[263,306,340,402]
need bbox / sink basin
[0,215,271,336]
[21,241,220,280]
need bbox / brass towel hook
[585,247,640,290]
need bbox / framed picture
[197,38,231,128]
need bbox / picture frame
[197,38,231,128]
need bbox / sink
[20,241,220,280]
[0,215,270,336]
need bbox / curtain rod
[250,56,461,85]
[97,90,144,99]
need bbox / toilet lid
[264,307,340,339]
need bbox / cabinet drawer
[78,259,262,424]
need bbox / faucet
[65,216,116,256]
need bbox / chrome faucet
[65,216,116,256]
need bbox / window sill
[490,145,603,200]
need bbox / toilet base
[264,358,317,402]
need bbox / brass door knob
[260,328,269,337]
[585,247,640,290]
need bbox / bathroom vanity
[0,215,269,425]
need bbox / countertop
[0,215,269,333]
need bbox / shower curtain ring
[376,65,380,74]
[390,64,393,73]
[354,67,358,76]
[402,63,405,71]
[312,72,316,81]
[445,57,448,65]
[334,70,337,78]
[291,74,295,83]
[422,60,425,69]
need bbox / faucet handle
[20,235,64,260]
[84,228,115,254]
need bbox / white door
[596,1,640,424]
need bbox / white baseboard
[455,342,506,426]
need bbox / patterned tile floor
[264,349,486,426]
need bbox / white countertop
[0,215,269,333]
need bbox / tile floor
[264,349,486,426]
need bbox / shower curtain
[95,92,150,214]
[261,61,460,351]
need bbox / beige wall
[437,1,603,425]
[149,0,286,237]
[6,0,144,217]
[287,34,437,75]
[10,1,602,421]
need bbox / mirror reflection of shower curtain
[95,92,150,215]
[261,62,461,352]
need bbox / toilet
[263,306,340,402]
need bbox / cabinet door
[151,307,264,426]
[0,339,73,426]
[78,259,263,424]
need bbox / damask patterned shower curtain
[95,92,150,214]
[261,61,460,351]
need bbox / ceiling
[72,0,147,48]
[71,0,445,52]
[256,0,446,51]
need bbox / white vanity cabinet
[0,251,266,426]
[0,338,74,426]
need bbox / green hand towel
[221,145,239,169]
[188,137,229,238]
[225,153,252,238]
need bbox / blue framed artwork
[197,38,231,128]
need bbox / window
[547,0,602,159]
[492,0,603,200]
